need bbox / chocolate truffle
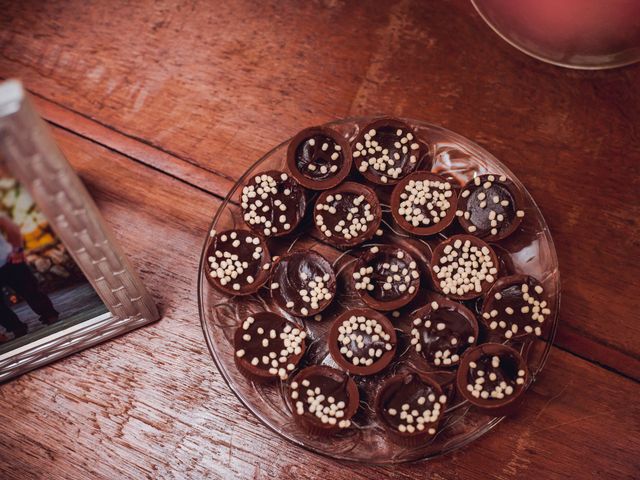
[456,174,525,241]
[289,365,359,435]
[456,343,529,416]
[313,182,382,248]
[270,250,336,317]
[391,171,458,236]
[287,126,352,190]
[234,312,307,381]
[206,229,271,295]
[430,234,499,300]
[352,118,427,185]
[409,299,478,368]
[352,245,420,311]
[328,308,397,375]
[240,170,306,237]
[375,372,447,446]
[481,275,550,340]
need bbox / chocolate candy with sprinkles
[240,170,306,237]
[352,118,427,185]
[352,245,420,311]
[313,182,382,248]
[456,174,525,241]
[430,234,499,300]
[234,312,307,382]
[206,229,271,295]
[287,126,352,190]
[481,275,550,340]
[456,343,529,416]
[289,365,360,435]
[391,171,458,236]
[328,308,397,375]
[375,372,447,446]
[409,298,478,369]
[270,250,336,317]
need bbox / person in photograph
[0,214,59,337]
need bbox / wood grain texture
[0,128,637,480]
[1,0,639,377]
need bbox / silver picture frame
[0,79,159,381]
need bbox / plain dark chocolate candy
[287,126,352,190]
[234,312,306,381]
[352,244,420,311]
[409,298,478,369]
[270,250,336,317]
[481,275,550,340]
[456,343,529,416]
[430,234,499,300]
[352,118,427,185]
[375,371,447,446]
[456,174,525,241]
[391,171,458,236]
[240,170,306,237]
[313,182,382,248]
[328,308,397,376]
[205,229,271,295]
[289,365,359,435]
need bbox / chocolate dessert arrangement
[205,118,555,451]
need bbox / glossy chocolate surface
[457,174,524,241]
[287,126,352,190]
[271,251,336,317]
[353,245,420,310]
[206,229,271,295]
[234,312,306,381]
[290,365,359,433]
[482,275,550,340]
[353,119,425,185]
[410,300,478,368]
[240,170,306,237]
[314,182,381,248]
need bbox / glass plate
[198,118,560,464]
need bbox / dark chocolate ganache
[295,134,345,181]
[410,301,476,368]
[378,373,446,435]
[315,192,376,242]
[335,313,394,368]
[457,174,524,239]
[353,245,420,303]
[466,352,525,401]
[482,275,550,339]
[234,313,306,380]
[353,123,421,184]
[271,251,336,317]
[240,170,306,237]
[290,367,355,429]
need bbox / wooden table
[1,1,638,478]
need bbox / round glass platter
[198,117,560,464]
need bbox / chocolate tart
[390,171,458,236]
[289,365,359,435]
[409,299,478,368]
[375,372,447,446]
[352,245,420,311]
[481,275,550,340]
[270,250,336,317]
[313,182,382,248]
[328,308,397,375]
[352,118,427,185]
[456,343,529,416]
[234,312,307,381]
[430,234,499,300]
[206,229,271,295]
[240,170,306,237]
[287,126,352,190]
[456,174,525,241]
